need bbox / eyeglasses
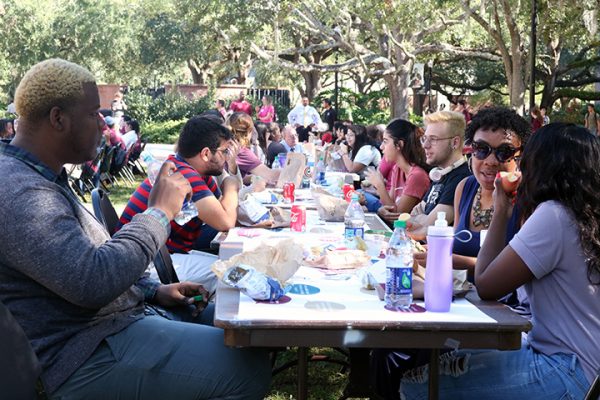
[213,147,231,157]
[470,140,520,163]
[420,135,456,146]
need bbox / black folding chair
[91,188,120,236]
[0,301,44,400]
[153,245,180,284]
[586,374,600,400]
[91,188,179,284]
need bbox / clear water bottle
[302,160,313,188]
[272,155,281,170]
[344,193,365,249]
[313,156,325,184]
[385,220,413,310]
[141,151,161,185]
[140,151,198,225]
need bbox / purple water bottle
[425,211,454,312]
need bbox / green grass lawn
[266,347,366,400]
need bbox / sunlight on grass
[266,348,368,400]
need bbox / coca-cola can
[290,205,306,232]
[343,184,355,202]
[283,182,295,203]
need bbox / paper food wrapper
[211,238,302,284]
[276,152,306,189]
[312,191,348,222]
[305,249,371,270]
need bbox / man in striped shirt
[118,116,240,295]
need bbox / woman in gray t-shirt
[401,123,600,399]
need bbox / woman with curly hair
[227,112,280,184]
[402,123,599,399]
[442,107,531,276]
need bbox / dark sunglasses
[471,140,520,163]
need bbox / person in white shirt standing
[287,96,321,142]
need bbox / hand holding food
[498,171,521,196]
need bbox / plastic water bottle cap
[350,193,359,201]
[434,211,448,227]
[428,212,453,237]
[394,220,407,229]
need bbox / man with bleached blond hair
[406,110,471,240]
[0,58,270,399]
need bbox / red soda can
[283,182,295,203]
[290,205,306,232]
[343,184,355,202]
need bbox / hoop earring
[467,156,472,172]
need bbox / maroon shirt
[230,100,253,116]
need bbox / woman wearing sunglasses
[402,123,599,399]
[416,107,531,280]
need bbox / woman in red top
[530,105,544,133]
[366,119,431,223]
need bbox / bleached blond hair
[15,58,96,121]
[424,111,466,142]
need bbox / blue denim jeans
[362,190,382,212]
[400,342,590,400]
[50,305,271,400]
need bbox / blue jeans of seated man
[193,224,219,252]
[50,304,272,400]
[361,190,382,212]
[400,341,589,400]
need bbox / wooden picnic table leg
[428,348,440,400]
[297,347,309,400]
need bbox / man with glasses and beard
[118,116,240,296]
[406,111,471,240]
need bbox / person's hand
[148,162,192,220]
[338,143,349,156]
[293,123,300,128]
[222,175,241,192]
[251,176,267,192]
[154,282,210,317]
[357,191,367,205]
[406,218,426,241]
[365,168,385,191]
[228,139,241,159]
[252,219,274,228]
[493,173,514,220]
[377,205,400,223]
[413,249,427,267]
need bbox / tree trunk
[187,60,205,85]
[508,46,527,114]
[539,42,562,109]
[384,72,409,119]
[300,70,322,101]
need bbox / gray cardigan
[0,152,169,394]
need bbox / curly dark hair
[517,123,600,284]
[464,107,531,148]
[386,118,429,172]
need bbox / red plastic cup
[290,205,306,232]
[283,182,295,203]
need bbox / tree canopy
[1,0,598,117]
